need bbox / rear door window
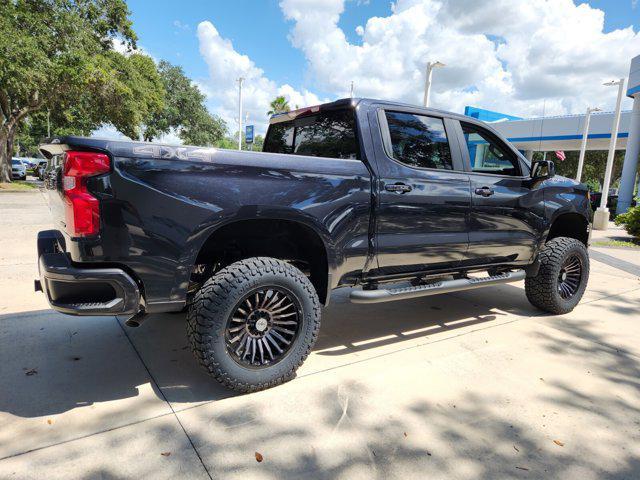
[263,109,359,160]
[384,111,453,170]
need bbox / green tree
[143,61,226,145]
[267,96,290,116]
[0,0,163,181]
[533,150,627,191]
[219,132,265,151]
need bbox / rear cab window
[263,109,360,160]
[383,111,453,170]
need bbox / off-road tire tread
[525,236,589,314]
[186,257,321,393]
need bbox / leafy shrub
[614,204,640,238]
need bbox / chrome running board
[349,270,526,304]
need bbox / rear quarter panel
[75,146,371,307]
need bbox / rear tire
[525,237,589,314]
[187,257,321,393]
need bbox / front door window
[461,123,521,176]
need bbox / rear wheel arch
[190,218,331,304]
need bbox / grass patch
[592,239,640,249]
[0,181,39,191]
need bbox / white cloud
[196,21,324,135]
[91,124,182,145]
[111,38,156,62]
[279,0,640,117]
[91,124,132,141]
[173,20,191,32]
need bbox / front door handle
[474,186,494,197]
[385,183,412,194]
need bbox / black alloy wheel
[557,254,582,299]
[225,287,301,367]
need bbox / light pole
[593,78,626,230]
[576,106,601,182]
[237,77,244,151]
[423,61,445,108]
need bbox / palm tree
[267,96,290,116]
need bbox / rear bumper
[36,230,141,316]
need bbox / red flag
[555,150,566,161]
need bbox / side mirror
[532,159,555,180]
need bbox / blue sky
[127,0,391,97]
[114,0,640,138]
[127,0,637,94]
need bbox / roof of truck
[268,97,474,125]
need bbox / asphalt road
[1,190,639,479]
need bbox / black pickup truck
[37,98,592,392]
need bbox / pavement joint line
[0,410,176,463]
[174,286,640,416]
[589,250,640,278]
[115,316,214,480]
[1,239,636,461]
[579,286,640,306]
[174,313,538,417]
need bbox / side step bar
[350,270,526,304]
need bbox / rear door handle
[474,186,494,197]
[385,183,412,194]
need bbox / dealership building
[466,54,640,225]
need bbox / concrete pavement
[1,190,639,479]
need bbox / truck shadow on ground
[1,288,639,479]
[0,285,537,419]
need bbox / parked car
[589,190,636,213]
[11,158,27,180]
[36,160,48,180]
[36,98,592,392]
[41,155,61,189]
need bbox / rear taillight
[62,151,110,237]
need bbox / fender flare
[168,206,337,303]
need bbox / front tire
[187,257,321,393]
[525,237,589,314]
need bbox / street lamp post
[423,61,445,108]
[576,106,601,182]
[237,77,244,151]
[593,78,627,230]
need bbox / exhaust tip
[124,310,146,328]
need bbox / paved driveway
[1,190,639,479]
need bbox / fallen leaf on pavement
[161,452,171,457]
[403,432,407,437]
[553,440,564,447]
[255,452,263,462]
[47,419,53,425]
[513,445,519,452]
[25,368,37,376]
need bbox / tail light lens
[62,151,110,237]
